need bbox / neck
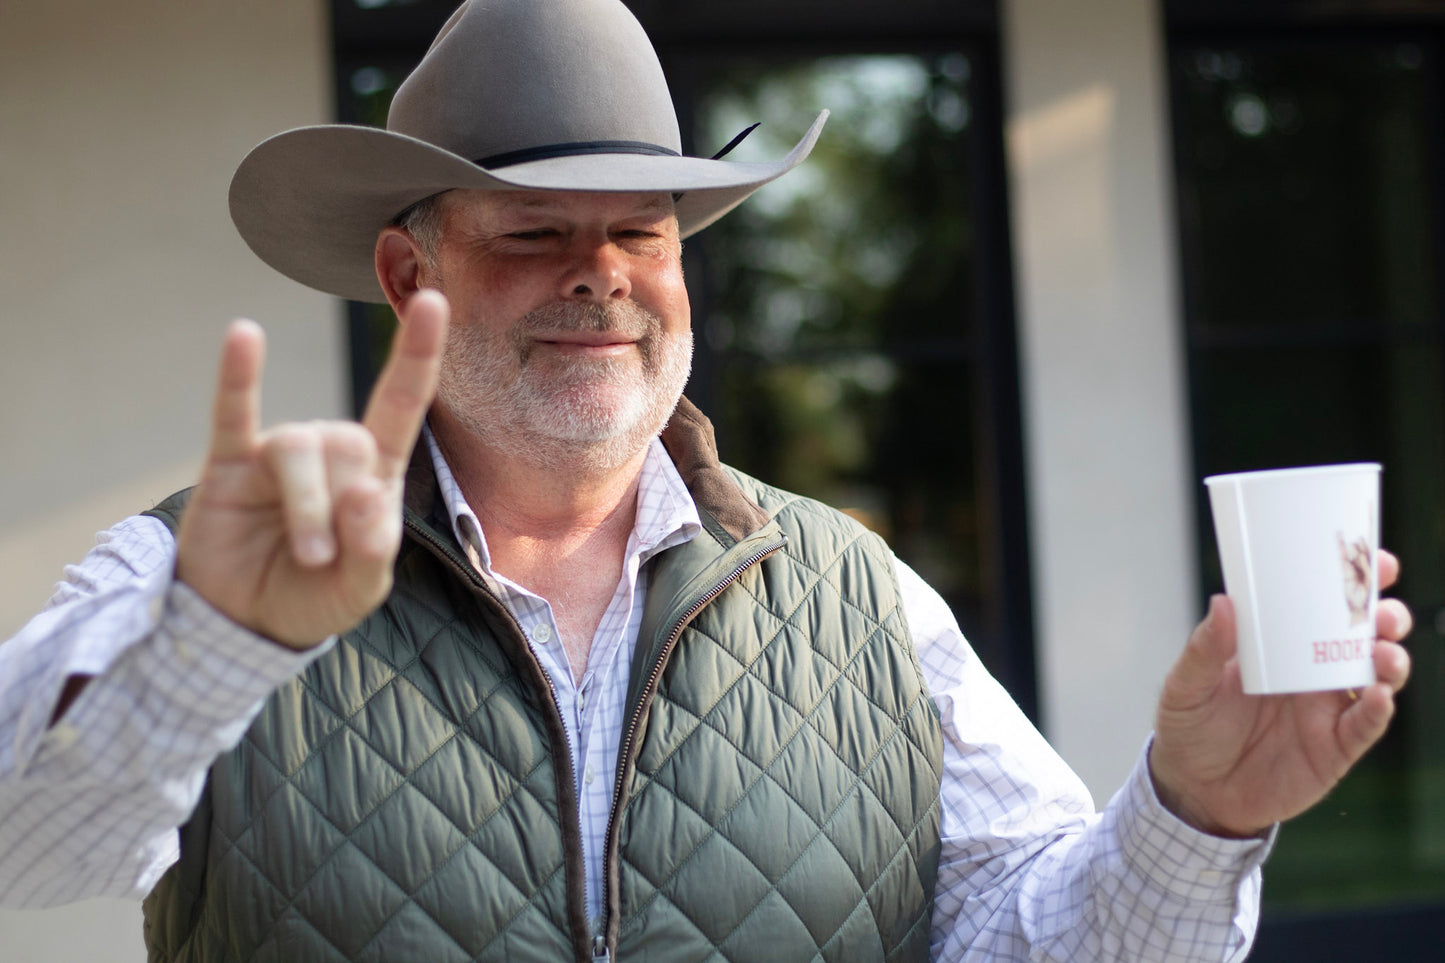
[428,405,652,680]
[428,404,651,545]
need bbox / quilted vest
[140,400,943,962]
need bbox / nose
[560,236,632,302]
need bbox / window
[1169,3,1445,953]
[680,48,1032,703]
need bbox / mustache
[514,300,660,341]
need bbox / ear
[375,227,429,313]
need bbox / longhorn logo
[1337,532,1373,627]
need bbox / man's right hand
[175,289,449,649]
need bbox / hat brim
[229,110,827,303]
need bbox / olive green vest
[141,401,942,962]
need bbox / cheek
[661,297,691,338]
[437,278,526,341]
[439,302,518,370]
[436,247,540,316]
[645,261,691,336]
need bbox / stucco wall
[0,0,338,958]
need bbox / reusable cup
[1204,463,1380,695]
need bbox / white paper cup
[1204,463,1380,695]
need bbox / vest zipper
[597,533,786,956]
[405,517,590,959]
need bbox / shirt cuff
[24,583,334,785]
[129,580,336,723]
[1114,737,1275,905]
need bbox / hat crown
[387,0,682,164]
[229,0,826,302]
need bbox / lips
[536,331,638,348]
[532,334,641,363]
[514,300,656,363]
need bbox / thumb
[1166,594,1237,703]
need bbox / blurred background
[3,0,1443,959]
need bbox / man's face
[424,189,693,468]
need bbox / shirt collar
[421,423,703,577]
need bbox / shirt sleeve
[0,515,332,909]
[894,556,1272,962]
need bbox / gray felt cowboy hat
[229,0,828,303]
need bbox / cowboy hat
[229,0,828,303]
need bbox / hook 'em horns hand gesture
[174,290,449,649]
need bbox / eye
[507,228,559,241]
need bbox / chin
[541,381,687,466]
[438,332,691,472]
[534,385,651,440]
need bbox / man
[0,0,1414,960]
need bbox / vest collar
[404,397,773,547]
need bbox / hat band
[477,140,680,169]
[474,124,761,170]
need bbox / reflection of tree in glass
[1173,44,1430,333]
[701,55,973,355]
[697,53,983,609]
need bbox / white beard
[436,299,692,473]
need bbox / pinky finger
[1339,683,1396,763]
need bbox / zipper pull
[592,934,610,961]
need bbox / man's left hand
[1148,550,1413,838]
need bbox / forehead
[443,189,677,223]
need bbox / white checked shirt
[0,432,1271,960]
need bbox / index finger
[209,319,265,461]
[362,288,449,479]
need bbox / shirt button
[584,765,596,786]
[531,622,553,644]
[49,724,80,751]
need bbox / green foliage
[696,53,986,608]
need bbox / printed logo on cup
[1205,464,1380,695]
[1337,532,1373,628]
